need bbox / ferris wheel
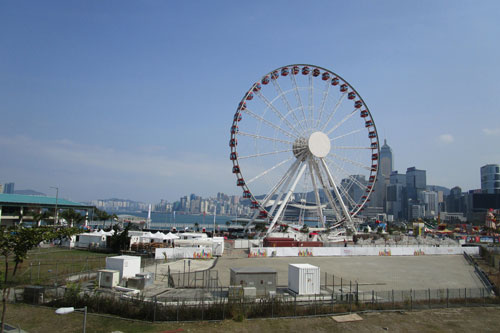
[230,64,379,234]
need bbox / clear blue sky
[1,0,499,203]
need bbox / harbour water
[115,211,240,230]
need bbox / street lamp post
[55,306,87,333]
[50,186,59,225]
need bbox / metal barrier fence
[7,257,106,285]
[164,270,220,289]
[139,257,220,289]
[35,286,497,322]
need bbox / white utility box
[105,255,141,279]
[98,269,120,288]
[288,263,320,295]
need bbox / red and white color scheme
[230,64,379,235]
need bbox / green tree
[59,208,85,227]
[94,209,117,230]
[0,226,79,333]
[32,211,53,227]
[109,223,131,252]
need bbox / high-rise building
[390,171,406,184]
[370,139,393,210]
[446,186,466,213]
[481,164,500,194]
[406,167,426,201]
[379,139,393,174]
[419,190,439,218]
[386,183,405,220]
[3,183,14,194]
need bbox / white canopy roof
[165,232,179,240]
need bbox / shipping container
[106,255,141,279]
[288,263,320,295]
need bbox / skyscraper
[379,139,393,175]
[3,182,14,194]
[370,139,393,210]
[386,171,406,219]
[481,164,500,194]
[406,167,426,200]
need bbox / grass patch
[5,302,500,333]
[0,248,116,286]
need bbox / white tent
[165,232,180,240]
[139,232,156,243]
[153,231,168,241]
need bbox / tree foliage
[59,208,85,227]
[32,211,53,226]
[94,209,118,230]
[0,226,79,333]
[109,223,131,252]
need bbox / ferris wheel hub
[308,131,331,158]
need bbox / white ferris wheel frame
[230,64,380,235]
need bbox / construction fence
[28,286,498,322]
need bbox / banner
[155,247,213,260]
[246,246,479,257]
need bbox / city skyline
[1,1,499,203]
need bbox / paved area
[141,247,485,293]
[212,254,484,291]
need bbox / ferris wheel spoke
[339,186,358,210]
[272,79,307,134]
[238,149,293,160]
[328,169,358,209]
[332,146,372,150]
[290,74,309,133]
[316,81,332,129]
[238,131,294,145]
[328,151,372,172]
[325,109,358,136]
[321,92,347,132]
[330,129,363,142]
[255,91,302,137]
[246,157,293,184]
[243,108,297,139]
[320,158,354,226]
[308,74,314,129]
[324,159,363,207]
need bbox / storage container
[98,269,120,288]
[288,263,320,295]
[106,255,141,279]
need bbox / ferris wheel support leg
[320,158,355,232]
[308,159,325,228]
[266,162,308,236]
[244,158,301,233]
[267,159,302,218]
[243,210,261,233]
[310,159,342,222]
